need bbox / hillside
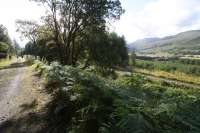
[129,30,200,56]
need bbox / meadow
[135,58,200,84]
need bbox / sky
[114,0,200,43]
[0,0,200,47]
[0,0,45,47]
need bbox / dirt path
[0,67,26,123]
[0,61,50,132]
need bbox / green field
[134,58,200,85]
[135,59,200,76]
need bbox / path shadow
[0,99,49,133]
[0,112,47,133]
[33,73,42,77]
[20,100,38,113]
[0,92,68,133]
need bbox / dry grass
[135,68,200,85]
[17,66,50,112]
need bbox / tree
[28,0,124,65]
[0,24,13,58]
[0,42,9,58]
[17,0,126,69]
[85,32,128,74]
[130,51,136,66]
[13,39,21,56]
[16,20,39,45]
[0,24,11,44]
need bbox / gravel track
[0,67,26,123]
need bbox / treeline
[0,24,21,59]
[18,0,128,73]
[136,56,200,64]
[136,56,179,61]
[0,24,12,58]
[136,59,200,76]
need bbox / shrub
[40,62,117,133]
[36,61,200,133]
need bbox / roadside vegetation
[33,60,200,133]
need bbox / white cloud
[114,0,200,43]
[0,0,45,47]
[1,0,200,46]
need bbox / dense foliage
[0,25,12,58]
[0,24,20,58]
[23,32,128,70]
[17,0,126,67]
[35,61,200,133]
[84,32,128,72]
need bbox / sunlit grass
[135,59,200,76]
[0,57,14,69]
[135,68,200,85]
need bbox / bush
[36,61,200,133]
[38,62,117,133]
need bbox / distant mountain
[129,30,200,55]
[129,37,160,50]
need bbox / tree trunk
[71,38,76,66]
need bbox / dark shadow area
[20,100,38,113]
[0,112,47,133]
[0,92,68,133]
[33,73,42,78]
[0,97,49,133]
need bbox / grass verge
[0,58,13,69]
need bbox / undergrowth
[35,61,200,133]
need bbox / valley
[129,30,200,57]
[1,0,200,132]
